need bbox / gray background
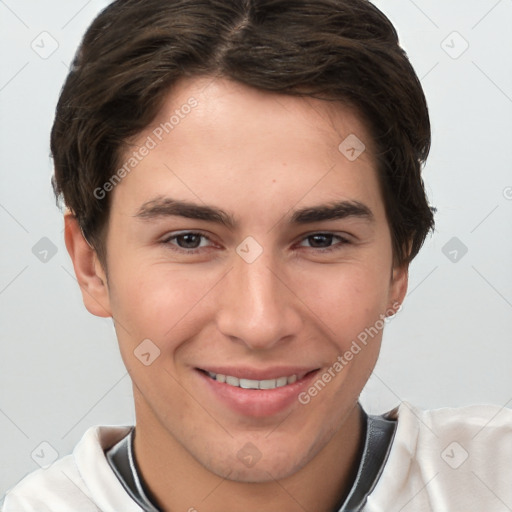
[1,0,511,500]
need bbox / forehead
[113,76,384,223]
[147,76,376,162]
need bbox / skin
[65,76,408,512]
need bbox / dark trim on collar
[336,410,397,511]
[106,426,160,511]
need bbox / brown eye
[298,233,350,252]
[175,233,202,249]
[307,234,335,248]
[162,231,213,252]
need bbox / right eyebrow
[134,197,236,229]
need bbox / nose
[215,249,303,351]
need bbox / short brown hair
[51,0,435,266]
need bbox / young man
[3,0,512,511]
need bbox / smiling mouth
[199,369,317,390]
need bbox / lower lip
[196,369,320,418]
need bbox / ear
[387,261,408,315]
[64,213,112,318]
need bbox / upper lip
[196,366,319,381]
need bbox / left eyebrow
[290,200,374,224]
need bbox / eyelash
[160,231,351,254]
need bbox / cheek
[296,261,392,338]
[107,261,222,344]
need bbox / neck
[132,396,365,512]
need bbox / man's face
[95,77,406,481]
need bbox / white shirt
[3,401,512,511]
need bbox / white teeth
[239,379,260,389]
[276,376,288,387]
[205,371,304,389]
[225,375,240,386]
[259,379,277,389]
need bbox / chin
[201,442,317,484]
[221,461,301,483]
